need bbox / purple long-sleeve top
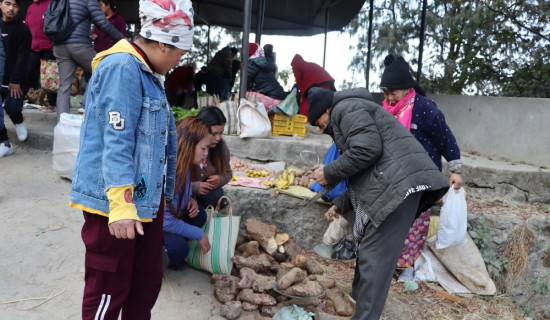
[163,173,204,240]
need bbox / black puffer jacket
[317,88,448,228]
[247,56,287,100]
[60,0,124,45]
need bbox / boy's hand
[109,219,144,239]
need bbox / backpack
[43,0,85,43]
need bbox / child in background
[163,116,212,269]
[192,106,232,208]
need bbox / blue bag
[310,143,347,202]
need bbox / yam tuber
[306,260,325,275]
[244,219,278,254]
[273,252,286,262]
[241,301,258,311]
[232,254,272,273]
[284,280,324,297]
[326,288,355,317]
[237,289,277,306]
[238,267,276,293]
[215,287,236,304]
[276,262,295,282]
[290,254,308,269]
[275,233,290,246]
[283,240,300,259]
[236,234,247,247]
[276,267,307,290]
[311,275,336,290]
[260,305,281,318]
[242,241,260,257]
[220,301,242,320]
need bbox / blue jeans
[0,86,24,142]
[163,206,207,268]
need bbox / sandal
[40,105,56,113]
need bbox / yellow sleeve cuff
[106,185,139,225]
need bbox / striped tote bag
[186,196,240,274]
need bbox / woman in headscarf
[247,42,287,100]
[69,1,194,318]
[291,53,336,117]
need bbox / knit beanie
[307,87,334,126]
[380,55,415,90]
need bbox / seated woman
[163,116,212,269]
[247,43,287,100]
[192,106,233,209]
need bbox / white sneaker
[0,141,13,158]
[15,123,27,141]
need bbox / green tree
[346,0,550,97]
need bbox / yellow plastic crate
[270,114,307,138]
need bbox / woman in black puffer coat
[247,43,287,100]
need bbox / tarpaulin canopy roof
[20,0,365,37]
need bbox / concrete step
[6,107,550,203]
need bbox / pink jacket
[25,0,53,52]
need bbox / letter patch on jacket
[108,111,125,130]
[134,175,147,202]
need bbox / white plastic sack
[53,113,82,179]
[436,186,467,249]
[323,216,349,246]
[237,98,271,138]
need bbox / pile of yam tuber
[212,218,355,319]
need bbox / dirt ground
[0,148,537,319]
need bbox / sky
[248,31,377,91]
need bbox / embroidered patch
[134,175,148,202]
[108,111,125,130]
[124,188,133,203]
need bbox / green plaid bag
[276,85,299,116]
[186,196,240,274]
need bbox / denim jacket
[70,41,176,219]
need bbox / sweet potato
[244,219,278,254]
[220,301,242,319]
[276,267,307,290]
[236,289,277,306]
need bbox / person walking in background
[25,0,57,113]
[307,86,448,319]
[192,106,232,208]
[0,26,7,157]
[163,116,212,270]
[91,0,127,53]
[0,0,31,157]
[291,53,336,117]
[51,0,124,122]
[68,0,194,318]
[379,54,463,273]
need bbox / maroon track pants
[81,203,164,320]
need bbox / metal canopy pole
[239,0,253,101]
[366,0,374,87]
[254,0,266,44]
[417,0,427,82]
[207,25,211,63]
[323,8,329,68]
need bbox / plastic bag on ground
[436,186,467,249]
[323,215,348,246]
[53,113,82,179]
[331,238,356,260]
[274,304,315,320]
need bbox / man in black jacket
[0,0,31,157]
[308,87,448,320]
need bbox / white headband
[139,0,194,51]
